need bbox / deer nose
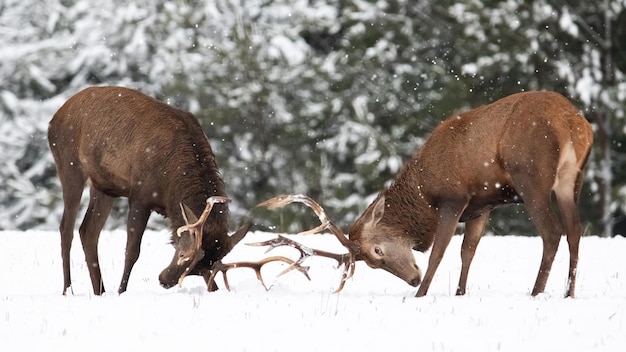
[408,264,422,287]
[160,281,174,289]
[158,270,177,289]
[409,276,422,287]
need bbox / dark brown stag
[257,91,593,297]
[48,86,250,295]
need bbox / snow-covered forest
[1,0,626,236]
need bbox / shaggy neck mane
[165,122,229,244]
[379,162,437,252]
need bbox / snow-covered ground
[1,230,624,351]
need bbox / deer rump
[48,86,247,295]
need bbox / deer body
[348,91,593,297]
[48,86,247,295]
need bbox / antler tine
[258,194,358,250]
[177,196,229,242]
[205,256,311,292]
[175,196,229,286]
[258,194,328,226]
[257,194,359,292]
[248,234,355,293]
[176,196,229,231]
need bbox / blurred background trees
[1,0,625,237]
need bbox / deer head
[347,195,424,287]
[158,196,228,288]
[249,194,423,291]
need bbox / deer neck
[380,164,438,252]
[166,166,229,242]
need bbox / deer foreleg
[202,270,220,292]
[416,203,466,297]
[119,201,151,294]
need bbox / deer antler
[184,194,358,293]
[176,196,229,285]
[249,234,354,293]
[177,196,228,246]
[205,256,311,291]
[255,194,359,293]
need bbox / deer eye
[374,246,383,256]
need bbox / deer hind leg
[528,197,563,296]
[57,165,87,295]
[553,154,584,298]
[513,172,564,296]
[456,212,489,296]
[118,199,151,294]
[79,186,114,295]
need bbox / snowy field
[0,230,624,352]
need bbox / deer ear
[180,203,199,224]
[367,195,386,227]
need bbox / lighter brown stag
[253,91,593,298]
[48,86,249,295]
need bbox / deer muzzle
[158,268,178,289]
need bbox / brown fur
[48,86,239,295]
[349,91,593,297]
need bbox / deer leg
[58,169,87,295]
[79,186,114,295]
[118,200,151,294]
[416,203,466,297]
[521,191,563,296]
[554,169,584,298]
[202,270,220,292]
[557,194,580,298]
[456,212,489,296]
